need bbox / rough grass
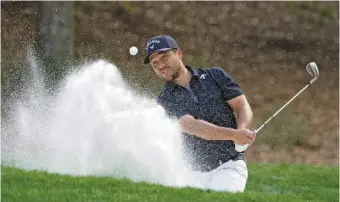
[2,163,339,202]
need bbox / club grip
[235,143,249,152]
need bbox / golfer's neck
[173,65,191,88]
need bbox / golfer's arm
[228,95,253,129]
[178,115,236,141]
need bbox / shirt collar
[165,66,198,91]
[186,65,200,79]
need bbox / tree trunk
[35,1,74,89]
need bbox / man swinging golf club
[144,35,256,192]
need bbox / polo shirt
[156,66,244,172]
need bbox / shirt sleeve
[156,96,190,119]
[210,67,244,101]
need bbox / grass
[2,163,338,202]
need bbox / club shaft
[234,76,318,152]
[255,77,317,134]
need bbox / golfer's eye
[162,53,170,61]
[152,62,159,68]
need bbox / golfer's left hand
[233,128,256,145]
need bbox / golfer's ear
[177,48,183,59]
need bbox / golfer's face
[149,50,181,81]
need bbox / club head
[306,62,319,77]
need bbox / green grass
[2,163,338,202]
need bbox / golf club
[235,62,320,152]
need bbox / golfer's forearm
[178,115,236,140]
[236,103,253,129]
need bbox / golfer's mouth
[160,66,170,73]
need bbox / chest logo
[200,74,207,80]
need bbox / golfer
[144,35,256,192]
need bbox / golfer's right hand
[233,129,256,145]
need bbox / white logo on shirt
[200,74,207,79]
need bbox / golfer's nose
[158,63,166,70]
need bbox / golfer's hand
[233,129,256,145]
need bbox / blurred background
[1,1,339,166]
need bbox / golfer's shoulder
[156,83,173,103]
[198,66,232,79]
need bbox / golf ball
[129,46,138,56]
